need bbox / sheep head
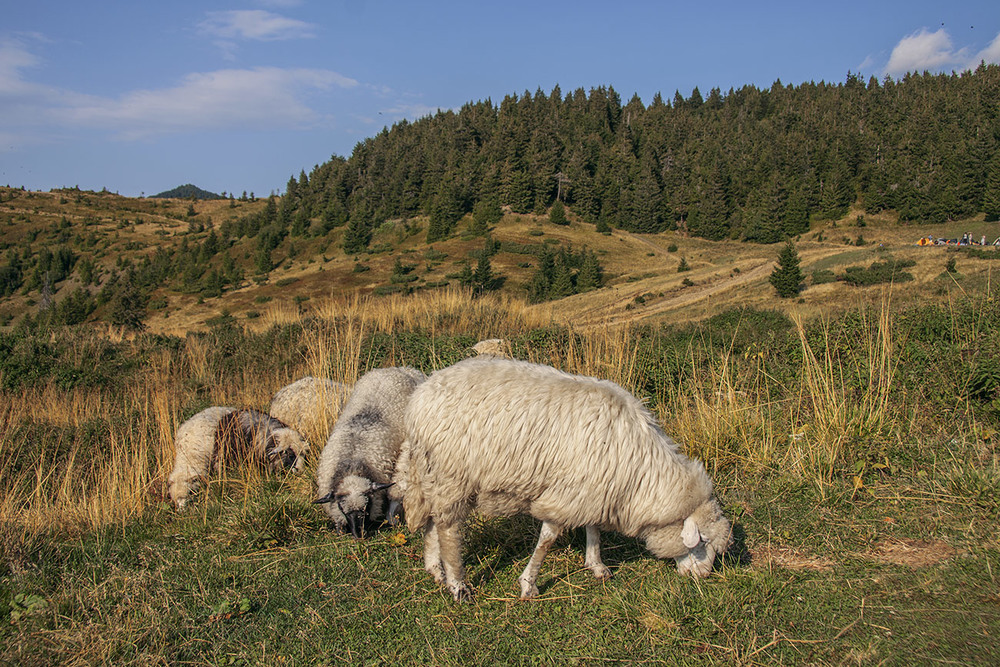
[265,427,309,472]
[643,498,732,577]
[314,476,394,538]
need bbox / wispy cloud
[884,27,1000,76]
[63,67,357,139]
[198,10,317,41]
[0,38,360,143]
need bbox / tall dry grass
[787,302,897,485]
[0,288,909,535]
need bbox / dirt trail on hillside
[553,233,847,330]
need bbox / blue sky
[2,1,999,198]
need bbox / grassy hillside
[3,185,1000,336]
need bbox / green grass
[2,289,1000,664]
[1,472,997,665]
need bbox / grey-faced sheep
[168,407,310,509]
[400,356,732,601]
[269,376,351,445]
[314,366,426,537]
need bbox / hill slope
[2,186,998,336]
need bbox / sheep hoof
[450,583,474,602]
[589,564,612,581]
[518,577,539,600]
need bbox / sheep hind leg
[435,521,472,602]
[584,526,612,580]
[518,521,563,600]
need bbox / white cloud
[63,67,357,139]
[885,28,967,76]
[884,28,1000,76]
[972,31,1000,67]
[198,10,317,41]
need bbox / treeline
[273,64,1000,247]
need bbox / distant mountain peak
[151,184,222,200]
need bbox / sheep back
[217,409,309,472]
[269,376,351,445]
[403,357,715,538]
[168,407,308,509]
[168,406,236,507]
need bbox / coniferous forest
[277,64,1000,249]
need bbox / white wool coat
[403,357,726,557]
[269,376,351,443]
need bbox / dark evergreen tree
[549,199,568,225]
[342,212,372,254]
[254,246,273,275]
[471,198,502,236]
[106,270,148,331]
[472,252,496,295]
[549,262,575,298]
[576,249,602,292]
[769,240,804,298]
[984,153,1000,221]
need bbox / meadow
[0,287,998,665]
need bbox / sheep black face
[314,479,394,538]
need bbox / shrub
[838,258,915,286]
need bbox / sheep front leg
[518,521,563,599]
[435,521,471,602]
[422,519,446,585]
[584,526,612,580]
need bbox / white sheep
[400,356,732,601]
[168,407,310,509]
[471,338,511,357]
[268,376,351,444]
[314,366,426,537]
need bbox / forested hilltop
[286,64,1000,248]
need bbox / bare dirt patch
[864,539,962,569]
[750,544,836,572]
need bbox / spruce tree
[342,215,371,254]
[549,262,575,298]
[473,252,495,294]
[549,200,568,225]
[984,154,1000,222]
[769,240,803,298]
[576,250,602,292]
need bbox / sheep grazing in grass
[471,338,511,357]
[314,366,426,538]
[400,357,732,601]
[269,376,351,444]
[168,407,310,509]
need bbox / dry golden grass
[0,279,982,537]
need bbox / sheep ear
[369,481,395,494]
[313,491,337,504]
[682,517,701,549]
